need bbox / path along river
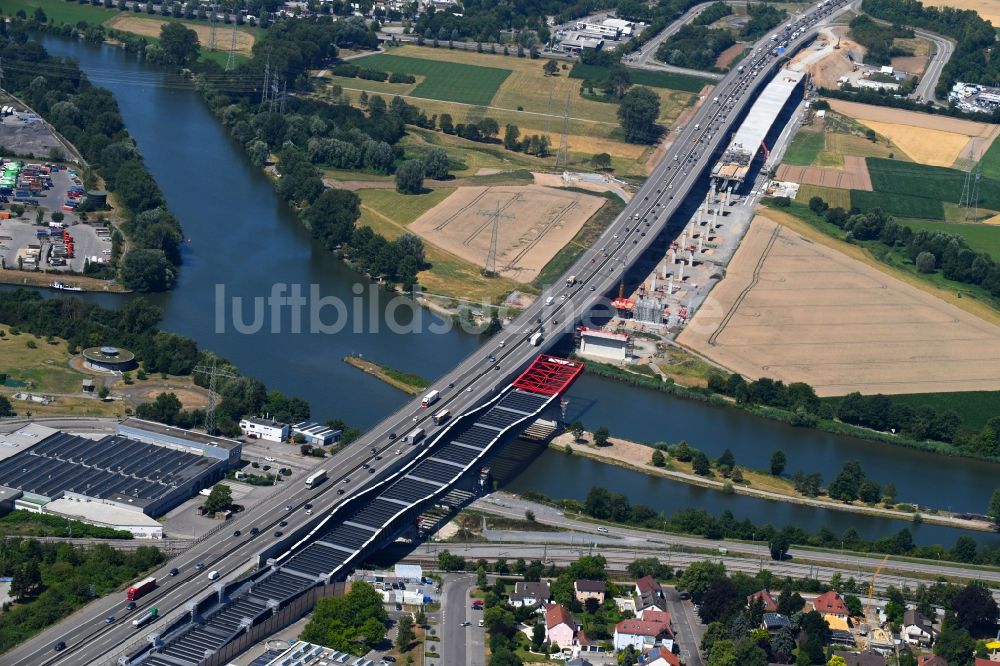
[34,36,1000,548]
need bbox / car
[412,416,418,421]
[306,509,312,515]
[264,456,275,462]
[337,488,345,495]
[362,462,370,469]
[343,477,350,483]
[553,320,558,325]
[447,382,454,388]
[395,449,402,455]
[233,530,241,537]
[374,455,382,460]
[250,527,259,536]
[369,467,376,473]
[195,561,206,570]
[169,567,179,577]
[388,432,397,440]
[304,503,313,510]
[54,641,66,652]
[679,592,691,600]
[589,286,596,291]
[479,620,485,627]
[467,387,473,392]
[370,446,377,454]
[126,601,137,610]
[105,615,115,624]
[285,504,292,511]
[597,527,609,533]
[274,530,283,537]
[488,355,496,362]
[279,520,288,527]
[460,621,472,627]
[494,365,500,371]
[382,657,397,664]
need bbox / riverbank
[0,269,128,293]
[550,430,997,533]
[342,355,429,395]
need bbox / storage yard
[679,215,1000,395]
[408,184,605,283]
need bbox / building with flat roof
[578,326,631,362]
[239,417,289,443]
[41,498,163,538]
[82,346,137,372]
[292,421,342,446]
[118,418,242,466]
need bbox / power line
[476,201,514,277]
[225,20,238,71]
[555,92,570,168]
[193,361,240,435]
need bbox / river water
[35,36,1000,547]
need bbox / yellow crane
[865,554,891,631]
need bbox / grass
[0,0,117,25]
[866,157,1000,212]
[568,63,710,93]
[0,509,131,539]
[359,187,453,227]
[850,189,945,220]
[797,184,852,209]
[343,355,428,394]
[0,327,87,394]
[981,135,1000,181]
[532,190,625,289]
[654,345,720,388]
[401,129,542,178]
[349,53,511,106]
[896,219,1000,260]
[782,129,826,166]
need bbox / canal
[35,36,1000,545]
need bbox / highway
[911,27,954,103]
[8,3,853,664]
[624,1,735,80]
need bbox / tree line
[848,14,915,65]
[1,21,182,292]
[655,24,735,71]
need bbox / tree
[953,535,978,563]
[828,460,865,502]
[525,509,535,522]
[770,449,786,476]
[679,560,727,597]
[692,450,711,476]
[543,59,559,76]
[617,87,660,144]
[916,251,936,273]
[476,566,488,588]
[707,639,737,666]
[593,426,610,446]
[828,657,848,666]
[808,196,828,214]
[11,559,41,599]
[865,128,878,142]
[651,449,666,467]
[590,153,612,170]
[439,113,454,134]
[122,249,176,292]
[716,448,736,472]
[422,148,450,180]
[699,577,741,623]
[301,582,388,652]
[395,160,425,194]
[0,395,12,417]
[396,614,415,651]
[159,21,199,66]
[203,484,234,514]
[531,622,545,648]
[570,421,585,442]
[605,65,632,98]
[857,478,882,504]
[952,582,999,635]
[935,611,977,665]
[769,533,790,560]
[989,488,1000,526]
[503,124,521,151]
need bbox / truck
[403,427,425,445]
[529,332,543,347]
[132,607,158,629]
[432,409,450,425]
[565,275,576,287]
[305,469,327,489]
[126,577,157,602]
[420,390,440,408]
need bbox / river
[34,36,1000,547]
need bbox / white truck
[530,332,543,346]
[420,390,440,408]
[565,275,576,287]
[403,427,425,445]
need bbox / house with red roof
[545,604,577,649]
[614,612,675,651]
[812,590,850,618]
[641,645,680,666]
[747,589,779,613]
[634,575,667,612]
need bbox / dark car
[368,468,376,474]
[250,527,259,536]
[337,488,345,495]
[388,433,397,440]
[279,520,288,527]
[169,567,179,576]
[105,615,115,624]
[304,503,313,510]
[195,561,205,570]
[233,530,241,537]
[54,642,66,652]
[447,383,454,388]
[274,531,283,538]
[126,601,137,611]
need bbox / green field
[850,189,944,220]
[568,63,709,93]
[350,54,511,106]
[825,391,1000,430]
[898,220,1000,260]
[866,158,1000,212]
[981,135,1000,181]
[783,130,825,166]
[0,0,117,25]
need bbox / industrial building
[239,417,289,443]
[82,345,137,372]
[578,326,632,362]
[292,420,342,446]
[0,420,241,536]
[251,641,364,666]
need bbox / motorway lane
[12,4,856,664]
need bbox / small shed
[82,379,95,393]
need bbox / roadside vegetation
[300,581,388,655]
[0,510,131,538]
[0,538,166,653]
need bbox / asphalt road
[9,3,855,663]
[624,1,734,80]
[912,27,954,104]
[438,573,479,666]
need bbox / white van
[207,570,220,580]
[545,296,554,306]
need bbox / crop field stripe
[850,189,945,220]
[350,54,511,106]
[866,157,1000,211]
[568,63,709,93]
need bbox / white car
[264,456,275,462]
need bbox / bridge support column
[698,237,704,253]
[668,275,674,294]
[726,186,733,206]
[670,249,676,265]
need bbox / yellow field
[107,15,256,56]
[815,131,897,167]
[927,0,1000,24]
[857,119,972,166]
[796,183,852,209]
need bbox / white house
[613,614,674,651]
[239,417,289,443]
[902,609,937,647]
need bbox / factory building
[578,326,631,362]
[0,420,241,537]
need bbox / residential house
[239,417,289,443]
[835,651,886,666]
[902,608,937,647]
[510,581,550,608]
[635,575,667,612]
[977,659,1000,666]
[761,612,790,635]
[613,613,674,652]
[813,590,850,618]
[574,580,606,604]
[917,657,949,666]
[747,589,779,612]
[640,646,680,666]
[545,604,576,649]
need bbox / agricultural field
[884,390,1000,430]
[856,119,973,167]
[679,215,1000,395]
[106,15,259,57]
[900,219,1000,260]
[796,183,852,209]
[782,129,826,166]
[866,158,1000,211]
[0,0,116,25]
[348,53,512,106]
[927,0,1000,25]
[850,189,945,220]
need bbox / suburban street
[438,574,481,666]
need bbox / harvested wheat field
[409,185,604,283]
[857,119,975,166]
[776,155,872,190]
[927,0,1000,25]
[107,15,256,56]
[679,215,1000,396]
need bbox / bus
[432,409,450,425]
[305,469,327,489]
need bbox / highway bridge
[6,2,854,665]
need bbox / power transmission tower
[477,201,514,276]
[960,139,983,221]
[544,89,553,137]
[225,21,238,71]
[555,92,571,168]
[209,3,218,51]
[193,361,240,435]
[279,80,287,115]
[260,49,270,110]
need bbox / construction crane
[865,554,891,633]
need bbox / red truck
[126,577,157,602]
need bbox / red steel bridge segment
[511,355,584,396]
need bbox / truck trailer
[132,607,158,629]
[126,577,157,602]
[420,390,440,408]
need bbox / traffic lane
[439,574,475,666]
[664,587,704,666]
